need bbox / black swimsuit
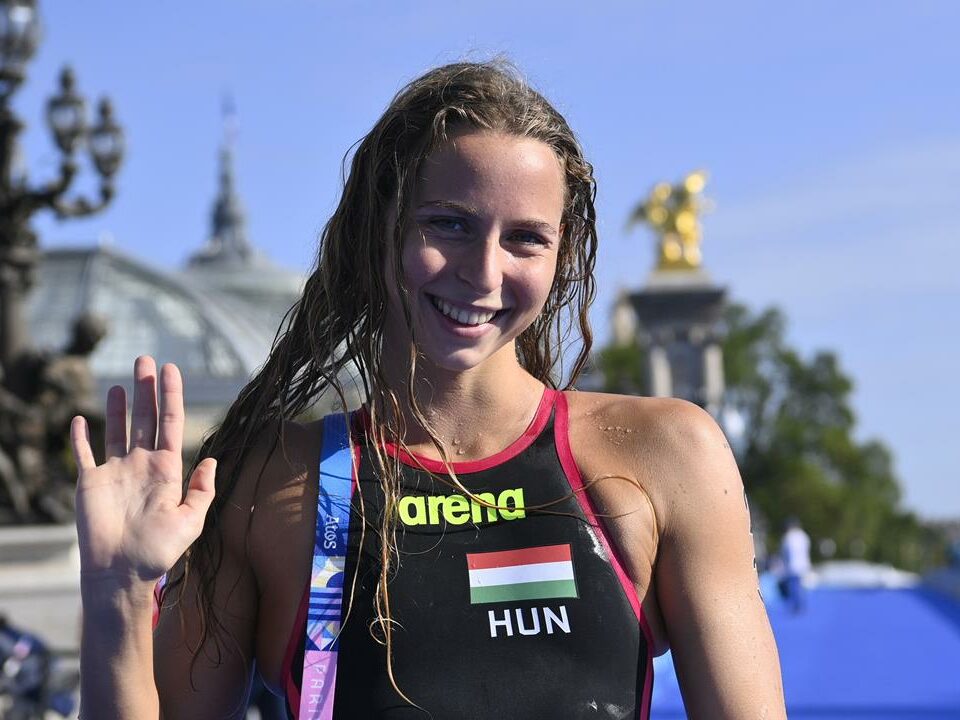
[281,388,654,719]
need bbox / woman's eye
[427,217,467,233]
[511,231,548,246]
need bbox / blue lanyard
[300,412,354,719]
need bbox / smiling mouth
[428,295,503,326]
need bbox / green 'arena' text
[397,488,526,526]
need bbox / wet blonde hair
[174,59,598,704]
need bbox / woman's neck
[381,348,546,461]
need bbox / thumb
[181,457,217,523]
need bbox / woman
[71,61,786,719]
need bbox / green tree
[596,340,646,394]
[598,301,947,572]
[723,303,946,571]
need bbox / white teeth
[431,296,497,326]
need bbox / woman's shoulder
[562,390,736,529]
[216,418,324,558]
[563,390,723,458]
[219,418,323,502]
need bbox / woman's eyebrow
[416,199,482,217]
[513,218,559,237]
[416,200,558,236]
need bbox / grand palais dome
[25,131,308,446]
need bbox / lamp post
[0,0,124,379]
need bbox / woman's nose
[456,236,504,294]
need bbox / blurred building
[24,127,304,450]
[615,269,727,416]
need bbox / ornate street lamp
[0,0,41,99]
[0,0,124,375]
[0,1,122,522]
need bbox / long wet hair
[173,59,598,703]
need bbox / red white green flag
[466,544,578,604]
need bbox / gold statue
[628,170,710,271]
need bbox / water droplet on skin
[599,424,637,436]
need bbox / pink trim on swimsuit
[553,390,655,720]
[378,385,555,474]
[282,584,310,716]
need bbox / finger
[105,385,128,459]
[180,458,217,529]
[70,416,97,471]
[157,364,185,456]
[130,356,158,450]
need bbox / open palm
[71,357,216,583]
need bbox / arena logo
[397,488,525,527]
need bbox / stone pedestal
[628,270,727,415]
[0,524,81,653]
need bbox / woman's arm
[652,400,786,719]
[152,537,259,718]
[79,575,160,719]
[72,357,254,719]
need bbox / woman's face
[384,129,566,374]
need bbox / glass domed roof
[26,245,301,407]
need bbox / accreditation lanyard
[300,412,355,720]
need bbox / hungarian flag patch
[466,544,578,604]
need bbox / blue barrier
[650,580,960,718]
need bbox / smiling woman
[71,61,786,720]
[388,130,565,372]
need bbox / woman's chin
[415,338,517,375]
[419,347,495,374]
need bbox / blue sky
[16,1,959,519]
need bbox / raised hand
[71,356,216,585]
